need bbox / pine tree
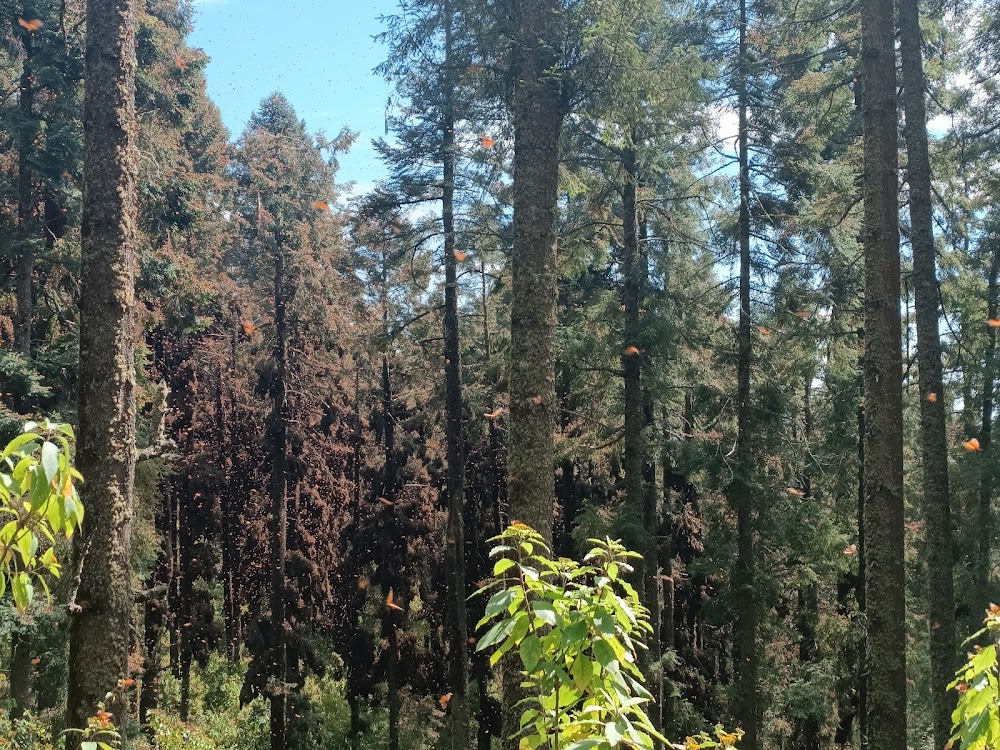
[65,0,139,743]
[899,0,957,743]
[860,0,907,742]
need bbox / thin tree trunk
[65,0,139,743]
[856,395,868,750]
[978,251,1000,610]
[860,0,907,741]
[731,0,758,741]
[15,23,36,356]
[898,0,957,743]
[793,379,820,750]
[269,249,289,750]
[441,7,471,743]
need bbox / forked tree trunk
[65,0,139,744]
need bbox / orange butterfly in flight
[964,438,981,452]
[454,250,468,262]
[624,345,640,356]
[311,200,330,211]
[786,487,805,497]
[18,18,43,31]
[926,392,938,402]
[481,136,496,148]
[988,319,1000,328]
[386,589,403,612]
[439,693,453,710]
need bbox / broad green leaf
[605,719,626,746]
[493,557,516,576]
[520,634,542,671]
[562,618,588,648]
[478,618,516,652]
[41,441,59,483]
[571,653,594,690]
[13,571,33,613]
[594,638,617,668]
[532,600,558,627]
[485,588,517,617]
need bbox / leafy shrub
[476,523,741,750]
[949,606,1000,750]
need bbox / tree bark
[507,0,562,543]
[441,7,471,744]
[977,251,999,611]
[860,0,907,742]
[65,0,139,744]
[898,0,957,744]
[15,22,36,356]
[504,2,563,745]
[731,0,758,742]
[10,630,35,719]
[269,249,289,750]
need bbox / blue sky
[188,0,399,194]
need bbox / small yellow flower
[685,738,701,750]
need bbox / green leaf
[478,618,516,652]
[561,618,589,648]
[41,441,59,484]
[493,557,516,576]
[520,634,542,671]
[605,720,626,746]
[532,600,558,627]
[81,743,98,750]
[2,433,39,461]
[13,571,33,613]
[484,588,517,618]
[594,638,616,668]
[571,653,594,690]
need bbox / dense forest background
[0,0,999,748]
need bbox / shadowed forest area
[1,0,1000,749]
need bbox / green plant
[948,605,1000,750]
[0,420,84,612]
[475,523,665,750]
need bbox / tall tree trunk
[899,0,957,743]
[792,379,820,750]
[16,22,36,355]
[507,0,561,543]
[10,630,34,719]
[65,0,139,743]
[441,7,471,744]
[731,0,758,742]
[621,151,662,742]
[860,0,907,741]
[977,251,999,610]
[381,355,403,750]
[504,2,563,745]
[269,250,289,750]
[856,394,868,749]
